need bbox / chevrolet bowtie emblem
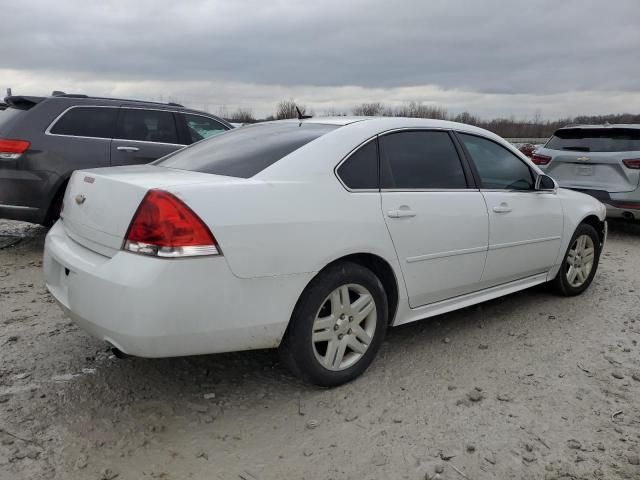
[577,156,590,162]
[75,194,86,205]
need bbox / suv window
[156,122,338,178]
[118,109,178,144]
[184,113,228,143]
[379,130,467,189]
[546,128,640,152]
[49,107,117,138]
[459,133,534,190]
[337,140,378,190]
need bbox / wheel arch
[580,214,606,245]
[294,252,400,328]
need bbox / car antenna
[296,106,312,121]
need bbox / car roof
[275,116,491,132]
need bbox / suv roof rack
[50,93,184,108]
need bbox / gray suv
[533,124,640,220]
[0,93,232,225]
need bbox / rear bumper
[565,188,640,218]
[43,221,312,357]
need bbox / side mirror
[535,174,557,192]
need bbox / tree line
[222,100,640,139]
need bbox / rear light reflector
[531,153,552,165]
[0,138,30,159]
[622,158,640,169]
[123,189,220,258]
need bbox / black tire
[279,262,388,387]
[43,185,66,227]
[551,223,601,296]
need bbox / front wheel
[551,223,601,296]
[279,262,388,387]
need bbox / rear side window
[459,133,534,190]
[379,130,467,189]
[49,107,117,138]
[118,109,178,144]
[156,122,338,178]
[546,128,640,152]
[337,140,378,190]
[184,113,228,143]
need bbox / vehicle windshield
[155,122,339,178]
[546,128,640,152]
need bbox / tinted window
[50,107,117,138]
[119,109,178,144]
[379,131,467,189]
[337,140,378,190]
[156,122,338,178]
[546,128,640,152]
[460,133,534,190]
[184,114,228,143]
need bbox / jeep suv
[533,125,640,220]
[0,93,232,225]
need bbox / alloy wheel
[311,283,377,371]
[566,234,595,287]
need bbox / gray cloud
[2,0,640,117]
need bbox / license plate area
[577,165,593,176]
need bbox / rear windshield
[546,128,640,153]
[155,122,338,178]
[0,108,26,134]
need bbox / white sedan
[44,117,607,386]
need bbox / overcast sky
[2,0,639,119]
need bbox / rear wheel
[43,183,66,227]
[279,262,388,387]
[551,223,601,296]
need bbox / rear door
[110,108,184,166]
[458,132,563,287]
[541,128,640,193]
[379,130,489,307]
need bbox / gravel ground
[1,219,640,480]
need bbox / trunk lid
[61,165,234,257]
[541,149,640,193]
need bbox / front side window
[184,114,228,143]
[336,140,378,190]
[49,107,117,138]
[459,133,534,190]
[379,130,467,189]
[118,109,178,144]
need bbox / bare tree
[351,102,388,116]
[275,99,307,120]
[228,108,256,123]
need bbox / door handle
[492,203,512,214]
[117,146,140,153]
[387,209,417,218]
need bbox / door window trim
[453,130,538,192]
[46,105,228,146]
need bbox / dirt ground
[1,219,640,480]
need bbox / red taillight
[123,189,220,258]
[531,153,552,165]
[622,158,640,170]
[0,138,30,159]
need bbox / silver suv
[533,125,640,220]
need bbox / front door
[379,130,489,307]
[457,132,563,286]
[111,108,184,166]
